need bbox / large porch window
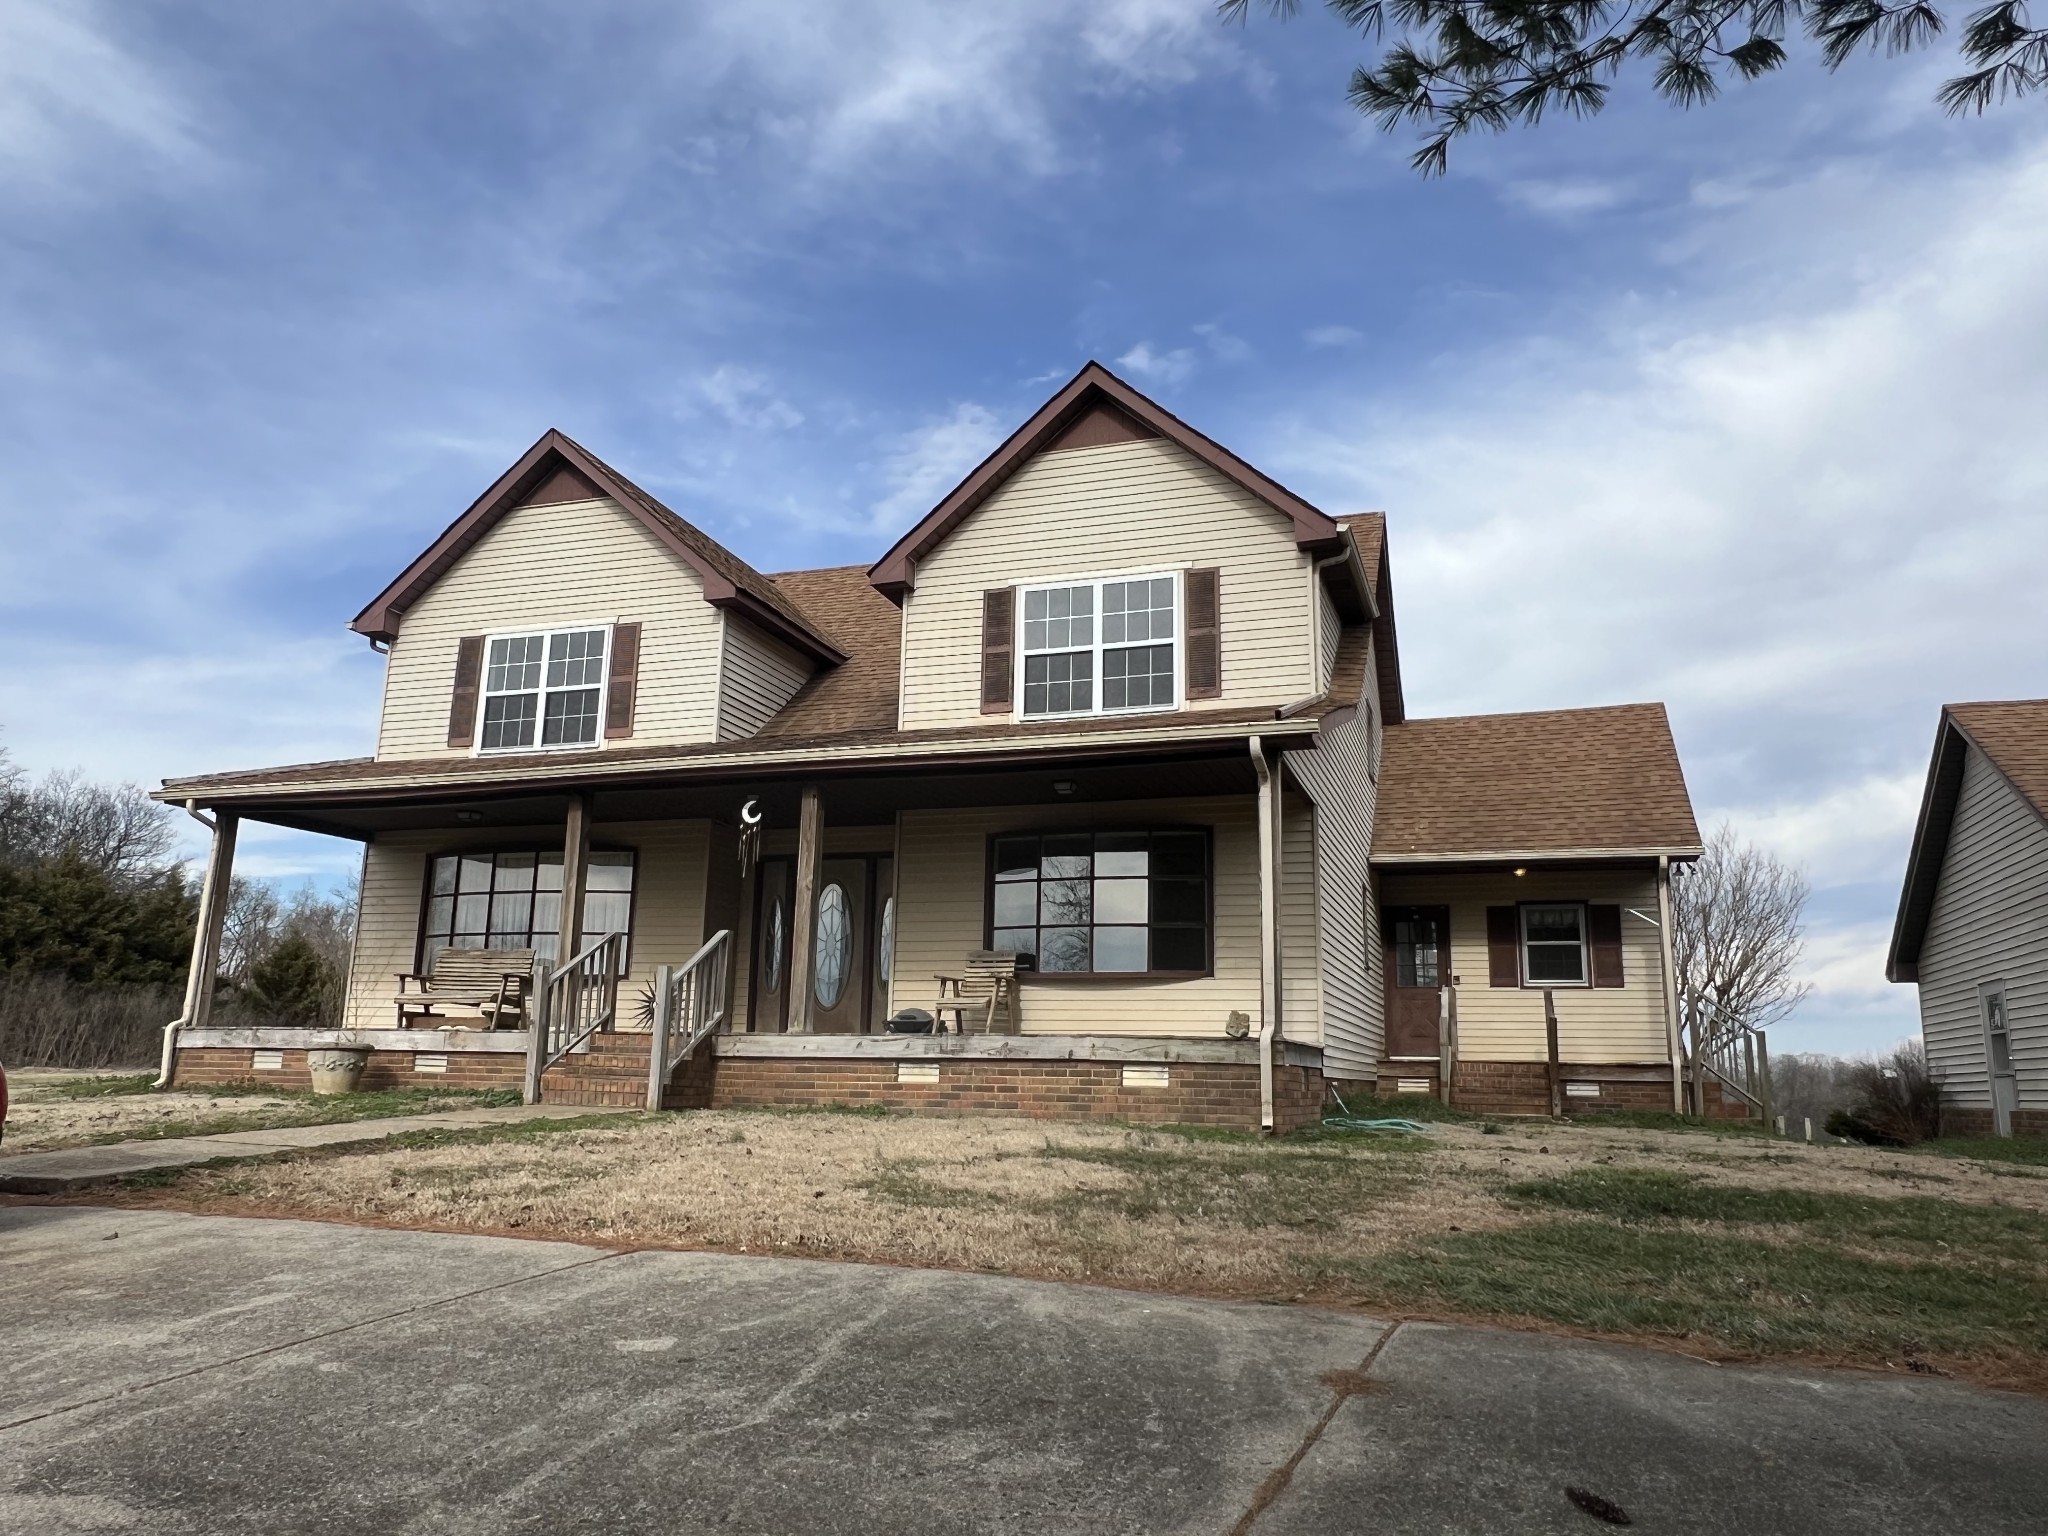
[988,829,1209,976]
[420,849,635,970]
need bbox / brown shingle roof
[1373,702,1700,861]
[1948,699,2048,818]
[753,565,902,739]
[157,622,1374,804]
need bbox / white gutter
[1250,736,1279,1132]
[155,803,229,1088]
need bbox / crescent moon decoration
[737,797,764,877]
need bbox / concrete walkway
[0,1104,617,1194]
[1,1205,2043,1534]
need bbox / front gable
[878,363,1377,733]
[364,432,833,762]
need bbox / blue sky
[2,0,2044,1056]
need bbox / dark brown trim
[1888,712,1978,982]
[1368,532,1406,725]
[349,428,843,666]
[446,636,484,749]
[867,362,1343,601]
[604,622,641,740]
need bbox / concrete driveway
[1,1205,2043,1534]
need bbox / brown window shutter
[980,588,1015,714]
[1184,567,1221,699]
[447,636,484,748]
[605,622,641,739]
[1589,904,1624,987]
[1486,906,1520,988]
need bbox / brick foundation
[697,1056,1325,1133]
[170,1046,526,1094]
[1428,1060,1694,1118]
[1939,1105,2048,1139]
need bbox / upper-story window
[480,627,609,751]
[1019,574,1178,718]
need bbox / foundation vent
[251,1050,284,1072]
[1395,1078,1432,1095]
[414,1054,449,1076]
[897,1063,940,1084]
[1566,1082,1601,1098]
[1121,1065,1171,1089]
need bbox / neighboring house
[1889,700,2048,1138]
[156,363,1702,1130]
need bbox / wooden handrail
[646,929,731,1110]
[523,931,627,1103]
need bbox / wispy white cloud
[1501,176,1633,217]
[865,402,1005,537]
[1117,341,1198,384]
[1304,325,1362,349]
[0,1,207,192]
[690,365,805,432]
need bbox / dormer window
[480,627,609,751]
[1019,574,1178,718]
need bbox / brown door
[807,857,870,1034]
[1382,905,1449,1058]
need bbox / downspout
[1250,737,1279,1132]
[1656,854,1684,1113]
[155,802,231,1088]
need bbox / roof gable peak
[865,361,1345,602]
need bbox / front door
[808,857,870,1034]
[1382,905,1450,1058]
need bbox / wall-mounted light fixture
[1051,779,1078,797]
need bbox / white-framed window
[479,626,609,752]
[1018,573,1179,719]
[1521,903,1589,986]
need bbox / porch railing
[523,932,628,1104]
[1696,1024,1772,1120]
[646,929,732,1110]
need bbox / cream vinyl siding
[1378,869,1669,1064]
[1281,791,1321,1044]
[1286,648,1380,1080]
[891,796,1261,1036]
[375,496,723,760]
[1917,747,2048,1112]
[343,819,713,1032]
[897,438,1317,731]
[1315,579,1341,693]
[716,615,813,741]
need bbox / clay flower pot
[306,1045,371,1096]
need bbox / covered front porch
[163,724,1334,1131]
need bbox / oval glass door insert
[814,883,850,1008]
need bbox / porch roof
[1371,702,1702,865]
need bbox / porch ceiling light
[456,809,484,824]
[1051,779,1078,797]
[1513,866,1527,876]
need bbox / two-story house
[155,363,1702,1130]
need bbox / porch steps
[539,1031,653,1108]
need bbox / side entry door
[1382,906,1450,1059]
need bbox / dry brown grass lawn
[74,1107,2048,1390]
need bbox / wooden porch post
[785,783,823,1033]
[158,807,239,1085]
[1656,854,1685,1112]
[558,792,592,965]
[187,811,239,1031]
